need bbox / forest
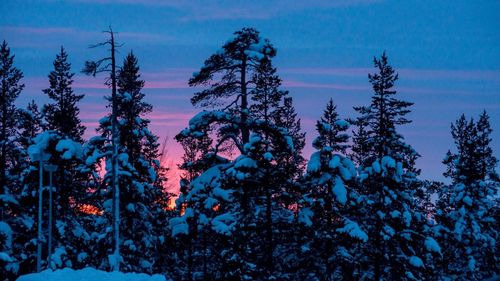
[0,27,498,281]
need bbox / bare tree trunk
[240,57,249,145]
[110,28,121,272]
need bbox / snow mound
[424,237,441,254]
[56,139,83,160]
[17,268,167,281]
[409,256,424,268]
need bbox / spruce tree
[0,40,24,279]
[0,40,24,200]
[18,48,91,270]
[18,130,85,273]
[476,111,497,181]
[272,96,306,180]
[299,99,366,279]
[84,52,169,273]
[352,52,437,280]
[350,114,370,167]
[313,98,349,154]
[271,95,306,276]
[17,101,42,150]
[174,128,218,279]
[436,112,498,280]
[42,47,85,142]
[3,101,45,277]
[82,28,123,271]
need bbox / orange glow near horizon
[166,197,178,211]
[77,203,103,216]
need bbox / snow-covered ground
[16,268,167,281]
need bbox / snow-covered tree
[0,40,24,203]
[36,47,93,270]
[298,100,366,279]
[352,53,436,280]
[435,112,498,280]
[173,28,296,279]
[4,101,44,277]
[82,28,123,271]
[0,40,25,279]
[188,27,276,146]
[84,52,170,273]
[313,98,349,154]
[272,96,306,208]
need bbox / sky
[1,0,499,190]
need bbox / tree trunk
[110,29,121,272]
[240,57,249,145]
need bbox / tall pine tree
[42,47,85,142]
[298,99,366,279]
[436,112,498,280]
[352,52,437,280]
[173,28,296,279]
[0,40,24,201]
[84,52,170,273]
[0,40,24,280]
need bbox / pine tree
[82,28,122,271]
[352,52,436,280]
[350,114,370,167]
[313,98,349,154]
[476,111,497,181]
[272,96,306,180]
[0,40,25,280]
[0,40,24,201]
[11,101,42,274]
[188,27,276,146]
[436,112,498,280]
[298,100,366,279]
[250,56,283,124]
[443,115,478,184]
[42,47,85,142]
[174,28,295,279]
[174,130,216,279]
[270,95,307,276]
[31,48,92,270]
[17,101,42,150]
[17,130,85,273]
[84,52,170,273]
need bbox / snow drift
[17,268,167,281]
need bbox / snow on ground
[17,268,167,281]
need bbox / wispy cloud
[145,81,188,89]
[0,26,173,47]
[281,67,500,82]
[68,0,382,21]
[282,80,369,91]
[0,26,75,35]
[398,68,500,81]
[281,67,372,76]
[23,74,189,91]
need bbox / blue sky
[1,0,499,184]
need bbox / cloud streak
[281,67,500,82]
[0,26,173,46]
[69,0,383,21]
